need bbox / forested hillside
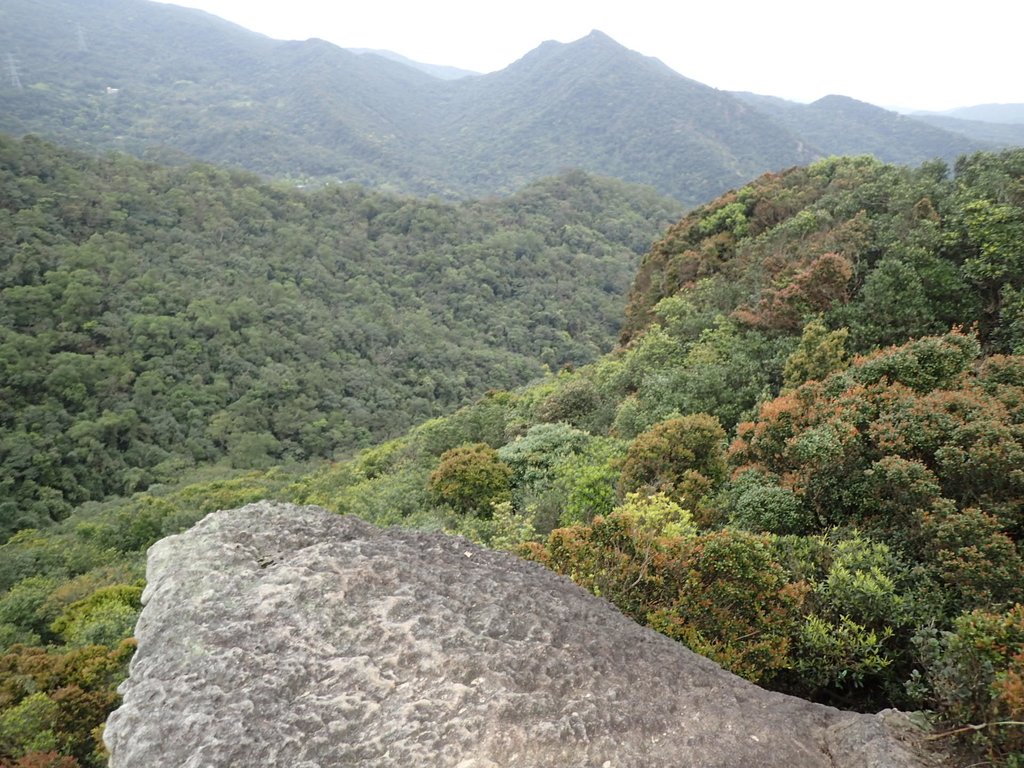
[0,0,449,190]
[622,151,1024,352]
[2,148,1023,766]
[0,134,679,539]
[0,0,1007,205]
[427,30,816,205]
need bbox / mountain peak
[566,29,646,59]
[811,94,872,107]
[579,29,618,45]
[513,29,679,82]
[528,29,629,61]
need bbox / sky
[155,0,1022,113]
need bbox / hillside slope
[0,0,992,204]
[0,134,678,536]
[2,150,1023,767]
[732,93,986,164]
[0,0,447,186]
[622,150,1024,350]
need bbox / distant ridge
[730,92,983,164]
[921,103,1024,124]
[0,0,1001,203]
[431,29,816,204]
[911,113,1024,147]
[348,48,479,80]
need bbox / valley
[0,2,1023,766]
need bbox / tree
[618,414,728,511]
[427,443,511,517]
[647,530,805,684]
[782,317,849,391]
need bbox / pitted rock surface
[105,501,940,767]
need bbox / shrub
[552,441,626,528]
[0,693,64,759]
[618,414,727,510]
[497,423,591,525]
[648,530,805,684]
[426,443,511,517]
[723,471,811,535]
[614,492,696,539]
[535,378,600,428]
[530,518,805,686]
[782,316,849,391]
[914,604,1024,757]
[50,585,142,649]
[921,508,1024,613]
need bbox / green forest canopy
[0,134,679,537]
[2,146,1024,766]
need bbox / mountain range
[2,0,1021,205]
[916,103,1024,124]
[3,2,1024,764]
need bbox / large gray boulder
[105,501,941,767]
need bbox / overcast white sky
[156,0,1021,112]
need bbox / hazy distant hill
[0,0,994,204]
[0,0,456,185]
[936,103,1024,124]
[911,114,1024,147]
[731,92,984,164]
[348,49,478,80]
[435,31,816,205]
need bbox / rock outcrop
[106,502,941,767]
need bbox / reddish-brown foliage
[734,253,854,331]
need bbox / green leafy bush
[50,585,142,649]
[722,471,811,535]
[618,413,727,515]
[427,444,512,518]
[914,605,1024,758]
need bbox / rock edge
[105,501,942,767]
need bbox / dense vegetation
[2,147,1024,766]
[1,0,1008,206]
[622,151,1024,352]
[0,133,679,540]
